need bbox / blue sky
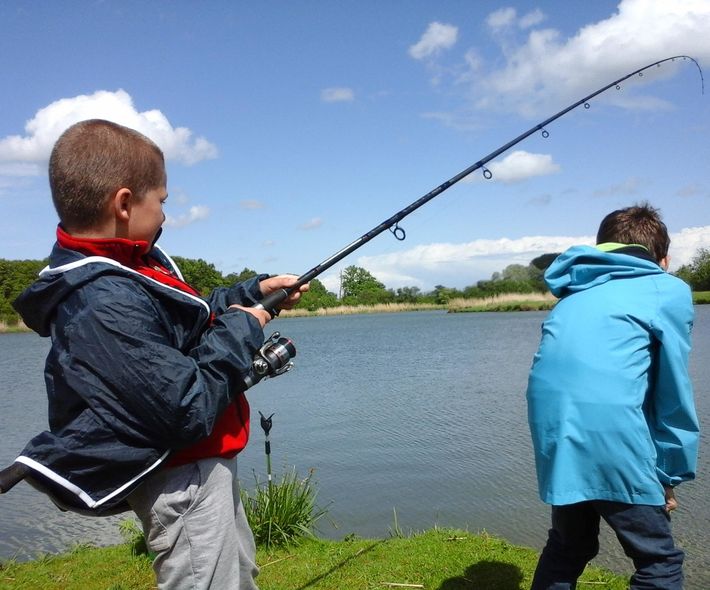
[1,0,709,292]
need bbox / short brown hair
[49,119,166,231]
[596,202,670,262]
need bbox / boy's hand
[228,305,272,328]
[259,274,310,310]
[664,486,678,512]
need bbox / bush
[240,468,330,548]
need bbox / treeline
[0,259,48,324]
[2,249,709,324]
[674,248,710,291]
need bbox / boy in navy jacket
[12,119,306,589]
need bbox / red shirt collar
[56,225,151,269]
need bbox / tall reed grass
[447,292,557,312]
[240,468,330,548]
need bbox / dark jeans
[531,501,684,590]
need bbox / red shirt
[56,227,250,466]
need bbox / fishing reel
[244,331,296,389]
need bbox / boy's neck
[57,225,152,267]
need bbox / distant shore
[3,291,708,333]
[279,292,557,317]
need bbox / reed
[240,468,330,548]
[447,292,557,313]
[0,320,29,333]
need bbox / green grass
[0,543,153,590]
[693,291,710,304]
[0,529,629,590]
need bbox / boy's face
[128,185,167,245]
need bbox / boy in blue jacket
[11,119,307,589]
[527,203,699,590]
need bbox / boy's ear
[112,188,133,222]
[660,255,670,271]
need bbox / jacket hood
[13,242,206,337]
[545,244,665,298]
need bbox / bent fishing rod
[256,55,703,318]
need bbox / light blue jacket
[527,245,699,506]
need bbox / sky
[1,0,710,293]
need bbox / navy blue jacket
[12,243,266,514]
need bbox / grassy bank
[0,528,629,589]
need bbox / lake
[1,308,708,588]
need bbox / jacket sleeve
[53,275,264,450]
[206,274,270,315]
[648,279,700,487]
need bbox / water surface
[1,308,708,588]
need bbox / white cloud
[318,225,710,291]
[593,177,644,198]
[321,87,355,102]
[473,0,710,116]
[298,217,323,230]
[671,226,710,267]
[486,8,517,32]
[0,90,217,167]
[240,199,265,210]
[409,22,458,60]
[519,9,545,30]
[164,205,210,228]
[485,8,545,34]
[478,150,561,184]
[0,162,39,177]
[676,183,706,198]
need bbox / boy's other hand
[259,274,310,310]
[664,486,678,512]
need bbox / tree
[297,278,338,311]
[530,253,560,272]
[224,267,258,284]
[500,264,533,282]
[172,257,225,295]
[340,265,390,305]
[394,286,421,303]
[0,258,48,324]
[431,284,462,304]
[674,248,710,291]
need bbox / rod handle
[254,288,290,318]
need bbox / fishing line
[256,55,703,317]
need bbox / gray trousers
[127,456,259,590]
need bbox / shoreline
[2,291,707,333]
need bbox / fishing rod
[256,55,703,318]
